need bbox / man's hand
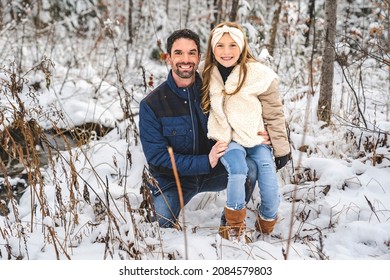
[209,141,228,168]
[258,130,271,145]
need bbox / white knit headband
[211,25,245,53]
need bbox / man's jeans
[220,142,280,220]
[150,158,257,228]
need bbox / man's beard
[173,63,196,79]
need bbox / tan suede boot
[255,215,277,235]
[219,207,246,242]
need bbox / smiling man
[138,29,259,229]
[168,37,198,82]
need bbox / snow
[2,54,389,264]
[1,74,388,268]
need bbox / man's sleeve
[139,101,211,176]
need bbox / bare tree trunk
[185,0,191,27]
[125,0,134,68]
[387,0,390,120]
[8,0,15,22]
[387,0,390,59]
[211,0,222,29]
[317,0,337,125]
[229,0,239,22]
[266,0,273,13]
[305,0,316,47]
[269,0,283,57]
[308,2,317,97]
[0,1,3,30]
[128,0,133,45]
[36,0,42,29]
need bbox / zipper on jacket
[187,88,197,154]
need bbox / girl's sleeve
[258,79,291,157]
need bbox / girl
[200,22,291,242]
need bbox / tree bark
[229,0,239,22]
[125,0,134,68]
[317,0,337,125]
[269,0,282,57]
[211,0,222,30]
[387,1,390,54]
[33,0,42,29]
[305,0,316,47]
[0,1,3,30]
[387,0,390,121]
[128,0,133,45]
[185,0,191,27]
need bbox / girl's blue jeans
[220,142,280,220]
[150,157,257,228]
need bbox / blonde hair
[200,22,256,113]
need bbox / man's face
[166,38,201,87]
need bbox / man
[139,29,265,228]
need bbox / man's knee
[149,192,180,228]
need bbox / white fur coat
[207,61,290,156]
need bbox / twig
[364,195,381,222]
[167,146,188,260]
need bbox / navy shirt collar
[167,70,202,99]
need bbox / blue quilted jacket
[139,70,214,195]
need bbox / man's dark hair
[166,29,201,55]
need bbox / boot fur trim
[219,207,246,241]
[255,215,277,235]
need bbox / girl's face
[213,33,241,68]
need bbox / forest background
[0,0,389,261]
